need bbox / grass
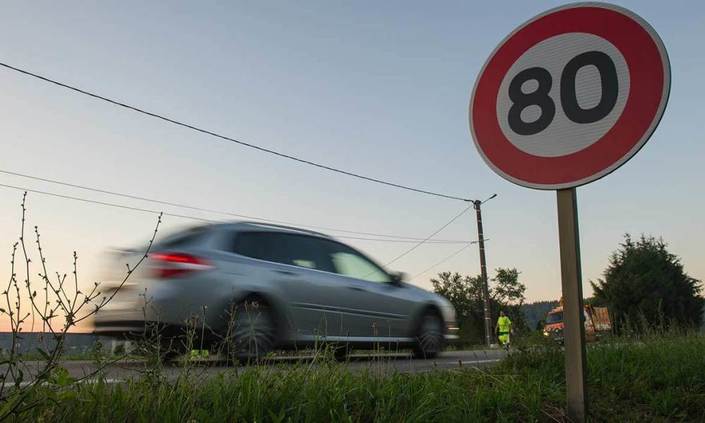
[585,335,705,420]
[3,333,705,422]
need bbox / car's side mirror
[389,272,406,286]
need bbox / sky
[0,1,703,332]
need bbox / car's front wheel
[413,311,444,359]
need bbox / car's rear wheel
[135,323,190,365]
[159,337,190,363]
[332,342,351,362]
[413,311,444,359]
[222,298,276,363]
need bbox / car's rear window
[158,226,209,249]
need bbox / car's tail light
[150,252,213,279]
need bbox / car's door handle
[275,269,298,276]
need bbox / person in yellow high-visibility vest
[496,310,512,350]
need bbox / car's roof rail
[236,221,333,239]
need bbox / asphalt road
[9,349,508,386]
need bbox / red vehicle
[543,299,612,342]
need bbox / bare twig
[0,193,162,420]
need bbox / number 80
[508,50,619,136]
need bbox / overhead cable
[0,62,474,202]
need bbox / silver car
[94,222,458,360]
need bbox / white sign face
[496,33,630,157]
[469,3,671,190]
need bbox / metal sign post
[557,188,588,421]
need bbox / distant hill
[521,300,559,331]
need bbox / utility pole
[473,194,496,347]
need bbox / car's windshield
[328,245,390,283]
[546,312,563,324]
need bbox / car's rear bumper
[93,317,187,339]
[94,320,146,336]
[93,307,192,338]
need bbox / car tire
[159,337,190,364]
[332,342,351,362]
[222,298,276,363]
[413,311,444,359]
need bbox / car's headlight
[443,306,457,322]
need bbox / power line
[0,61,474,203]
[0,182,212,222]
[323,235,464,244]
[0,183,472,245]
[326,235,466,244]
[0,168,470,244]
[384,205,473,267]
[412,243,474,280]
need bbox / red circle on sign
[469,3,670,189]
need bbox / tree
[591,234,704,331]
[430,272,485,343]
[491,268,528,334]
[492,268,525,306]
[430,268,526,344]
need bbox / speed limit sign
[468,4,670,421]
[470,3,670,189]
